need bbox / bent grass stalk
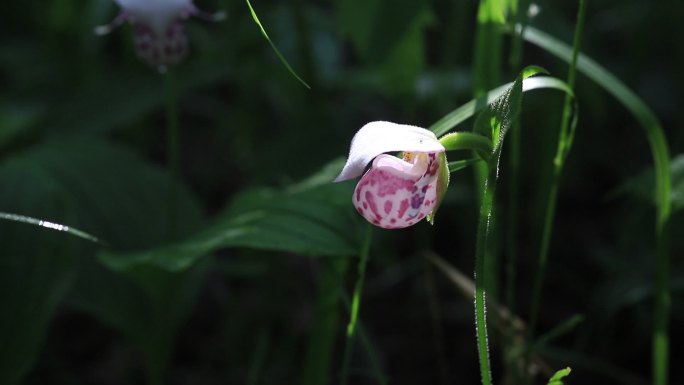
[523,18,672,385]
[528,0,586,350]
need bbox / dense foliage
[1,1,682,384]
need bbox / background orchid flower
[96,0,225,71]
[335,121,448,229]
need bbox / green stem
[340,224,373,385]
[472,0,504,306]
[164,71,179,240]
[505,0,531,314]
[528,0,585,351]
[439,131,493,157]
[474,163,497,385]
[504,4,530,383]
[301,259,347,385]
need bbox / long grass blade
[523,25,672,385]
[528,2,585,374]
[429,75,572,137]
[0,212,101,243]
[245,0,311,89]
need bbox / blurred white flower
[96,0,225,71]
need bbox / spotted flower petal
[353,152,443,228]
[335,121,447,229]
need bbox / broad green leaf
[49,62,231,136]
[618,154,684,212]
[335,0,433,94]
[0,139,205,384]
[98,160,363,272]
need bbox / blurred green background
[1,0,682,384]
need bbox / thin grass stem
[164,71,179,240]
[474,163,498,385]
[340,224,373,385]
[523,21,673,385]
[472,0,504,324]
[505,3,530,383]
[527,0,586,359]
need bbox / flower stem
[439,132,493,158]
[163,71,179,240]
[504,3,530,382]
[474,163,497,385]
[340,223,373,385]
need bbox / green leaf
[473,69,524,157]
[523,28,672,385]
[523,26,671,226]
[0,139,206,384]
[618,154,684,212]
[335,0,433,94]
[533,314,584,350]
[477,0,508,24]
[98,160,363,273]
[547,367,572,385]
[429,73,571,138]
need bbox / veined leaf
[0,139,205,385]
[98,160,363,272]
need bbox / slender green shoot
[505,0,531,315]
[474,164,497,385]
[547,367,572,385]
[505,2,531,381]
[336,285,388,385]
[246,0,311,89]
[301,259,347,385]
[247,326,270,385]
[528,0,585,347]
[340,223,373,385]
[0,211,102,243]
[472,0,506,305]
[164,71,180,239]
[523,23,672,385]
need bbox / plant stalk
[474,163,497,385]
[164,71,179,239]
[340,224,373,385]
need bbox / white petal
[115,0,193,35]
[334,121,444,182]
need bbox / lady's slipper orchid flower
[96,0,225,71]
[335,121,448,229]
